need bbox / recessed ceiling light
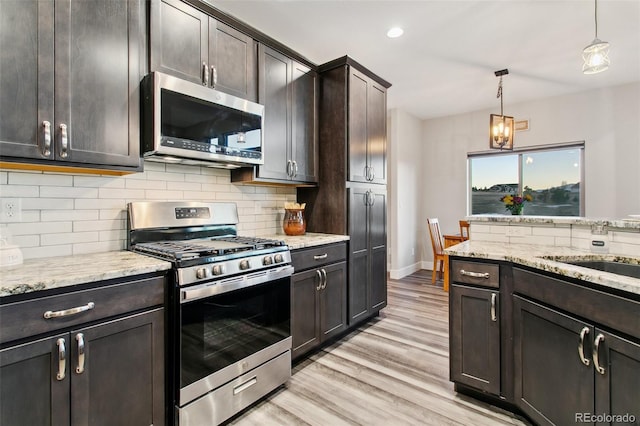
[386,27,404,38]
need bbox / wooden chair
[427,218,447,289]
[459,220,470,241]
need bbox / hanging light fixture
[489,69,514,150]
[582,0,610,74]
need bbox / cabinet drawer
[0,276,165,345]
[451,260,499,288]
[291,243,347,272]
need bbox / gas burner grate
[213,236,286,250]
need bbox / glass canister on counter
[283,202,306,236]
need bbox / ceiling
[208,0,640,120]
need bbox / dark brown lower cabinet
[292,261,347,359]
[450,284,501,395]
[0,308,165,426]
[514,295,640,426]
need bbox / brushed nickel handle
[369,191,376,207]
[593,333,606,375]
[42,121,52,156]
[292,161,298,178]
[202,62,209,86]
[321,269,327,289]
[490,293,497,322]
[578,327,590,366]
[460,269,490,279]
[370,167,375,181]
[316,270,322,290]
[211,65,217,87]
[59,124,68,158]
[363,191,369,206]
[233,376,257,395]
[313,253,328,260]
[44,302,95,319]
[75,333,85,374]
[56,338,66,381]
[286,160,292,177]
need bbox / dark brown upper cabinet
[0,0,143,172]
[150,0,257,102]
[231,44,318,185]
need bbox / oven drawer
[291,243,347,271]
[0,276,165,344]
[451,260,499,288]
[178,350,291,426]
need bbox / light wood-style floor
[228,270,529,426]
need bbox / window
[469,143,584,216]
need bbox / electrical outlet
[1,198,22,222]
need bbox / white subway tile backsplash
[1,165,298,261]
[555,237,572,246]
[532,226,571,237]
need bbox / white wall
[417,81,640,267]
[387,108,424,279]
[0,162,296,260]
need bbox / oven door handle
[181,265,294,303]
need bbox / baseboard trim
[389,262,422,279]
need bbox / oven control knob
[262,256,273,266]
[211,265,225,276]
[196,267,209,279]
[274,254,284,264]
[239,260,250,270]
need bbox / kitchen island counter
[0,251,171,297]
[264,232,350,250]
[445,240,640,296]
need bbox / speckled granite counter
[0,251,171,297]
[262,233,349,250]
[467,214,640,230]
[445,240,640,296]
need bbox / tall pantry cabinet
[298,56,391,325]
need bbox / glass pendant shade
[489,114,514,150]
[582,38,610,74]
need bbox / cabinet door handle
[286,160,292,177]
[75,333,85,374]
[210,65,217,88]
[56,338,66,381]
[369,191,376,207]
[292,161,298,178]
[316,269,322,290]
[42,121,52,156]
[578,327,591,366]
[59,124,68,158]
[44,302,95,319]
[313,253,328,260]
[460,269,490,279]
[593,334,606,375]
[202,62,209,86]
[490,293,497,322]
[321,269,327,289]
[370,167,375,181]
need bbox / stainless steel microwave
[141,72,264,168]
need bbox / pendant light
[489,69,514,150]
[582,0,610,74]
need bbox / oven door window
[180,277,290,388]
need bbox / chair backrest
[459,220,470,241]
[427,218,445,256]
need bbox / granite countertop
[263,233,350,250]
[0,251,172,297]
[467,214,640,230]
[445,240,640,296]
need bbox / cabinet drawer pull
[75,333,85,374]
[202,62,209,86]
[593,334,606,375]
[42,121,52,156]
[44,302,95,319]
[321,269,327,290]
[578,327,590,366]
[210,65,217,88]
[316,270,322,290]
[313,253,328,260]
[59,123,68,158]
[56,338,66,381]
[490,293,497,322]
[460,269,490,279]
[233,376,257,395]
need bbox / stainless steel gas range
[127,201,293,426]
